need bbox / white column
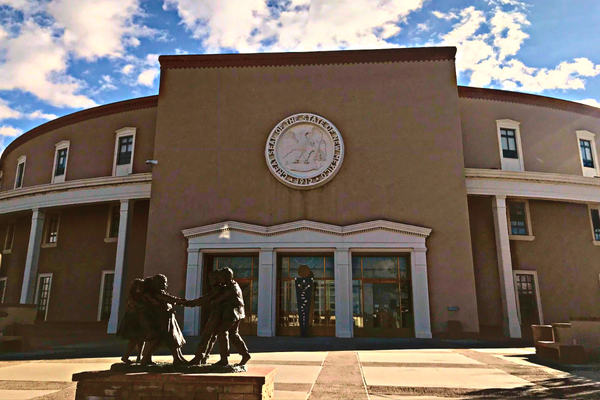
[257,248,276,337]
[107,200,133,334]
[20,208,46,304]
[411,248,432,338]
[334,248,353,338]
[183,249,202,336]
[492,195,522,339]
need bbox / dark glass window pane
[117,136,133,165]
[580,140,595,168]
[47,214,59,243]
[509,201,528,236]
[109,207,120,238]
[101,273,114,321]
[500,129,518,159]
[591,209,600,241]
[362,257,398,279]
[55,148,67,176]
[5,223,15,251]
[215,256,253,278]
[0,279,6,303]
[16,162,24,188]
[352,257,361,278]
[36,276,51,321]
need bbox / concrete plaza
[2,342,600,399]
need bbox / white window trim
[42,212,60,248]
[35,273,53,321]
[576,130,599,178]
[14,155,26,189]
[587,204,600,246]
[97,270,115,321]
[3,221,15,254]
[496,119,525,172]
[52,140,70,184]
[0,276,7,303]
[506,198,535,241]
[513,270,544,325]
[104,204,119,243]
[112,127,137,177]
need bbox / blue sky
[0,0,599,153]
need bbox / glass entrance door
[203,256,258,336]
[277,256,335,336]
[352,256,414,337]
[515,272,541,339]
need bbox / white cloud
[164,0,427,52]
[577,99,600,108]
[137,68,159,87]
[47,0,149,60]
[0,125,24,137]
[121,64,135,75]
[437,5,600,93]
[27,110,58,120]
[0,99,22,120]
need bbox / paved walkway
[1,347,600,399]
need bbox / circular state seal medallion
[265,113,344,190]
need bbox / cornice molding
[182,219,432,239]
[465,168,600,187]
[0,96,158,167]
[159,47,457,69]
[458,86,600,119]
[0,173,152,202]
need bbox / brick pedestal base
[72,366,276,400]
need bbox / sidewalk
[1,343,600,399]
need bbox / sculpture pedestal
[72,366,276,400]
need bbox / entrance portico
[182,220,432,339]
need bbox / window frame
[496,119,524,172]
[42,212,60,248]
[0,276,7,303]
[51,140,70,184]
[97,270,115,321]
[576,130,600,178]
[512,270,544,325]
[14,155,26,189]
[112,127,137,177]
[506,199,535,241]
[3,221,16,254]
[104,204,120,243]
[587,204,600,246]
[34,273,53,321]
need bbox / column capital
[413,247,427,253]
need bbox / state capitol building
[0,47,599,341]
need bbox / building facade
[0,47,599,340]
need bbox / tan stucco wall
[467,196,503,332]
[511,200,600,323]
[0,107,157,190]
[146,60,480,333]
[460,98,600,174]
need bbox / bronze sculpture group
[116,267,250,367]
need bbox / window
[588,205,600,244]
[35,274,52,321]
[352,256,413,337]
[117,136,133,165]
[207,256,259,336]
[3,222,15,253]
[576,131,599,177]
[14,156,26,189]
[507,200,534,240]
[105,204,120,242]
[277,255,334,337]
[501,129,518,159]
[52,141,70,184]
[44,213,60,246]
[0,277,6,303]
[98,271,115,321]
[112,127,137,177]
[496,120,524,172]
